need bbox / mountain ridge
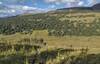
[92,3,100,10]
[56,3,100,11]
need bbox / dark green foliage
[0,55,25,64]
[28,48,100,64]
[0,43,12,52]
[63,54,100,64]
[29,48,75,64]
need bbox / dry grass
[0,30,100,54]
[57,12,100,23]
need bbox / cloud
[45,0,80,3]
[88,0,97,5]
[78,1,84,6]
[0,0,34,4]
[11,9,16,13]
[0,1,2,4]
[44,0,99,7]
[49,5,56,8]
[44,0,84,7]
[8,5,37,10]
[0,4,46,17]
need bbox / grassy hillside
[1,9,99,43]
[0,10,100,36]
[0,7,100,64]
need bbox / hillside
[0,3,100,64]
[0,11,99,36]
[57,3,100,11]
[0,3,100,36]
[93,3,100,10]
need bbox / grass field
[0,30,100,54]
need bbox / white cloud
[11,9,16,13]
[0,9,16,14]
[0,1,2,4]
[8,5,38,10]
[78,1,84,6]
[87,0,97,6]
[22,6,37,10]
[45,0,80,3]
[62,0,79,2]
[49,5,56,8]
[7,5,46,13]
[45,0,56,3]
[0,4,47,17]
[44,0,82,7]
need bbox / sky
[0,0,100,17]
[0,0,100,9]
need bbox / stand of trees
[0,14,100,36]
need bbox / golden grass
[0,30,100,54]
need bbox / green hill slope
[0,8,100,36]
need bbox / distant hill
[55,3,100,12]
[92,3,100,10]
[56,7,93,11]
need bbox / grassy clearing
[0,30,100,54]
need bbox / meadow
[1,30,100,53]
[0,31,100,64]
